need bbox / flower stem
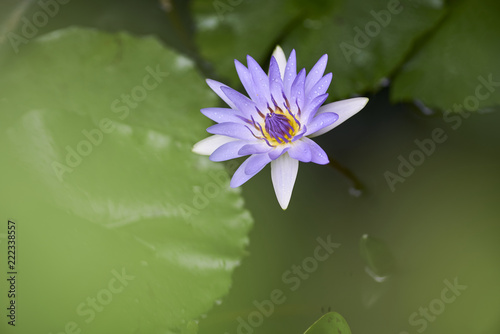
[327,155,364,196]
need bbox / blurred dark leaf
[192,0,445,100]
[391,0,500,112]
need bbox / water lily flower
[193,46,368,210]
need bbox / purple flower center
[264,112,294,143]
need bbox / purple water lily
[193,46,368,210]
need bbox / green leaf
[282,0,446,99]
[359,234,396,280]
[192,0,302,84]
[391,0,500,112]
[304,312,352,334]
[0,28,252,334]
[192,0,445,99]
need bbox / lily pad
[391,0,500,112]
[192,0,302,84]
[282,0,445,99]
[192,0,445,99]
[304,312,352,334]
[0,27,252,334]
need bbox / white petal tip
[276,190,292,210]
[192,135,238,156]
[272,45,284,57]
[271,154,298,212]
[279,202,289,210]
[309,97,370,137]
[192,143,210,156]
[272,45,287,79]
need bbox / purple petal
[206,79,238,110]
[283,49,296,97]
[201,107,247,124]
[305,112,339,136]
[305,73,332,106]
[207,122,257,140]
[230,157,254,188]
[235,60,259,103]
[268,146,290,160]
[238,142,272,155]
[288,139,312,162]
[244,153,272,175]
[210,140,248,161]
[272,46,287,78]
[309,97,369,137]
[305,54,328,95]
[302,93,329,124]
[303,137,329,164]
[246,55,271,108]
[290,68,306,111]
[230,154,271,187]
[271,153,299,210]
[221,86,258,117]
[268,56,285,107]
[291,124,307,142]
